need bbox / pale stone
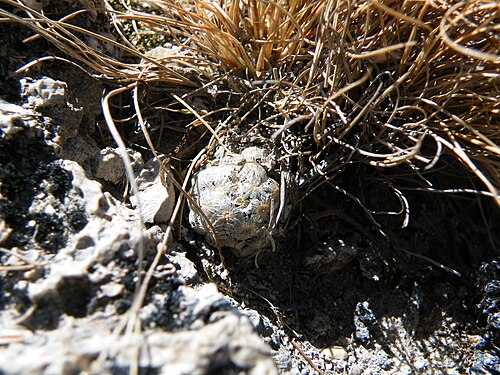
[20,77,67,109]
[130,158,175,224]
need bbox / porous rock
[130,158,175,224]
[0,106,88,251]
[15,73,102,169]
[26,160,146,314]
[0,313,277,375]
[93,146,143,184]
[20,77,67,109]
[170,251,200,284]
[0,100,38,139]
[471,258,500,374]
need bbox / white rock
[171,251,199,283]
[61,160,106,217]
[130,158,175,224]
[20,77,67,109]
[322,346,348,361]
[100,282,124,298]
[0,313,277,375]
[93,146,143,184]
[28,160,146,302]
[0,99,38,139]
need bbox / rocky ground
[1,2,499,374]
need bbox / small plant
[189,147,280,255]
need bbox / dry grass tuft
[1,0,498,370]
[105,0,499,203]
[2,0,498,206]
[143,0,323,77]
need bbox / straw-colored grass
[2,0,497,206]
[99,0,499,204]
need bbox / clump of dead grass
[106,0,500,204]
[3,0,498,202]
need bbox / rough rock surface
[0,73,276,374]
[93,146,143,184]
[471,258,500,374]
[130,158,175,224]
[20,77,67,109]
[0,297,277,375]
[0,100,39,139]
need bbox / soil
[0,2,499,375]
